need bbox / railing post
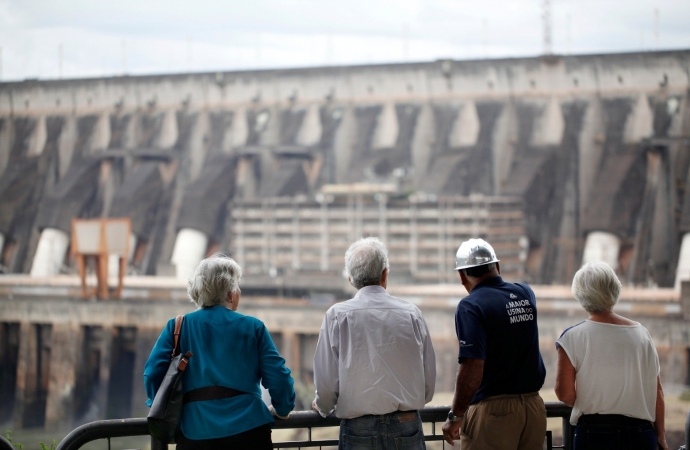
[150,437,168,450]
[562,417,573,450]
[684,406,689,450]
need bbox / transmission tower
[542,0,553,55]
[654,8,659,51]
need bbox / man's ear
[459,270,474,294]
[458,270,467,284]
[495,262,501,274]
[380,267,389,287]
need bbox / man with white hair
[312,237,436,449]
[442,238,546,449]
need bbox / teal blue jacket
[144,306,295,440]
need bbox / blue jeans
[339,411,426,450]
[574,415,657,450]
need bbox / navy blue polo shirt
[455,276,546,404]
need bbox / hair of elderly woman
[344,237,390,289]
[571,261,622,314]
[187,253,243,308]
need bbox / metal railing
[0,436,14,450]
[55,403,573,450]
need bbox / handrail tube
[56,403,574,450]
[272,406,450,429]
[0,435,15,450]
[57,418,150,450]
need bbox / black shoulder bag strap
[147,314,193,444]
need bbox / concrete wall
[0,289,688,431]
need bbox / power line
[542,0,553,55]
[326,28,333,66]
[654,8,659,51]
[58,44,63,79]
[402,23,410,62]
[566,13,571,55]
[186,35,192,72]
[121,39,127,75]
[482,18,488,59]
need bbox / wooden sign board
[71,218,131,299]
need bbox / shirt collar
[354,285,387,297]
[472,276,505,292]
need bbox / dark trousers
[338,411,425,450]
[176,424,272,450]
[574,414,657,450]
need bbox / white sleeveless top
[556,320,659,425]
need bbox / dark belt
[578,414,652,427]
[482,391,540,402]
[355,410,419,420]
[183,386,249,404]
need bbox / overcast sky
[1,0,689,81]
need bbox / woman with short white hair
[144,253,295,449]
[555,261,668,450]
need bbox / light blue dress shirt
[144,306,295,440]
[313,285,436,419]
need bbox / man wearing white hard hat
[442,238,547,449]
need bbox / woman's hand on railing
[268,405,289,420]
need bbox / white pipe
[582,231,620,271]
[296,104,322,146]
[674,233,690,290]
[157,110,179,149]
[450,101,480,147]
[30,228,70,277]
[372,103,398,149]
[171,228,208,281]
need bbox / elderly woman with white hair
[555,261,668,450]
[144,253,295,449]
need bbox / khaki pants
[460,392,546,450]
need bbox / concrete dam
[1,50,690,433]
[0,50,689,287]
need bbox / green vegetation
[3,430,22,450]
[39,440,57,450]
[4,430,57,450]
[680,390,690,402]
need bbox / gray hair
[571,261,621,314]
[187,253,242,308]
[344,237,390,289]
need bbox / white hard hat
[454,238,500,271]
